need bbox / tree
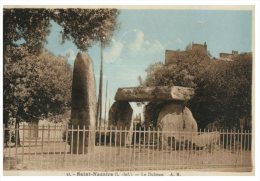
[4,51,72,144]
[52,9,119,50]
[3,8,119,55]
[3,8,120,127]
[3,9,52,56]
[144,48,210,88]
[143,48,211,127]
[4,51,72,123]
[190,53,252,129]
[142,49,252,130]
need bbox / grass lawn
[3,142,252,172]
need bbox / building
[165,42,209,65]
[219,50,239,61]
[219,50,252,61]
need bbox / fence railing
[3,124,252,171]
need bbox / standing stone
[108,101,133,145]
[70,52,97,154]
[157,102,198,149]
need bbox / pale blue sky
[44,9,252,118]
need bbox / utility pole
[104,80,108,124]
[96,41,103,128]
[108,98,111,122]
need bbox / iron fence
[3,124,252,171]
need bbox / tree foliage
[4,9,52,56]
[4,51,72,124]
[142,47,252,130]
[3,8,120,56]
[53,9,119,50]
[190,53,252,129]
[144,49,210,88]
[3,8,119,125]
[143,48,211,127]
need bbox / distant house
[165,42,210,65]
[19,119,67,142]
[165,42,252,64]
[219,50,239,61]
[219,50,252,61]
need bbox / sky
[44,9,253,119]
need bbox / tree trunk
[115,86,194,102]
[3,109,9,145]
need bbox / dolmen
[109,86,198,148]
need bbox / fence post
[8,126,11,169]
[41,125,44,154]
[138,126,141,168]
[54,125,57,156]
[22,124,25,163]
[128,125,131,170]
[222,129,224,166]
[71,124,75,168]
[152,127,155,168]
[185,131,188,167]
[238,129,241,166]
[230,129,232,155]
[83,125,86,155]
[71,125,74,162]
[77,125,79,156]
[109,125,112,170]
[41,125,44,169]
[143,126,146,170]
[190,130,193,169]
[235,129,237,154]
[76,124,79,167]
[87,126,90,170]
[3,124,5,148]
[119,126,122,156]
[47,125,50,158]
[132,124,136,169]
[124,125,127,170]
[98,125,102,169]
[161,128,164,169]
[243,130,247,164]
[247,130,250,151]
[15,124,18,160]
[157,127,160,170]
[64,124,68,163]
[28,125,31,161]
[148,127,150,169]
[34,126,37,157]
[3,124,6,159]
[206,129,209,164]
[114,126,118,170]
[59,125,62,156]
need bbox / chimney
[232,50,238,55]
[204,42,207,51]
